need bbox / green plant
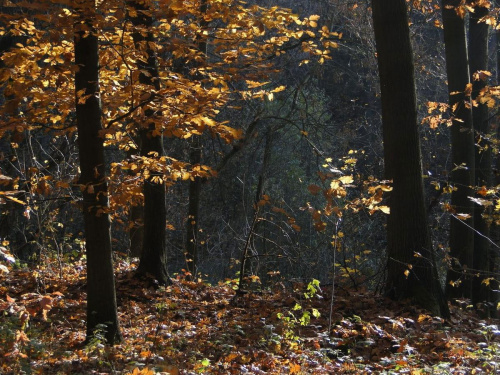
[277,279,321,341]
[194,358,211,373]
[476,323,500,355]
[85,323,116,371]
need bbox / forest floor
[0,258,499,374]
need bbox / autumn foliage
[0,261,499,373]
[2,0,500,373]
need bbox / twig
[328,217,342,335]
[451,214,500,250]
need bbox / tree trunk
[372,0,449,317]
[468,4,491,314]
[128,1,169,284]
[184,0,208,280]
[127,143,144,258]
[129,203,144,258]
[185,136,202,278]
[441,0,475,300]
[236,128,273,294]
[491,0,500,317]
[74,0,121,344]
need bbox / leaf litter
[0,259,499,374]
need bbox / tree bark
[468,3,491,314]
[185,136,202,278]
[441,0,475,299]
[129,203,144,258]
[185,0,208,279]
[491,0,500,317]
[372,0,449,317]
[236,128,273,294]
[128,1,169,284]
[74,0,121,344]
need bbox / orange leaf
[289,362,301,374]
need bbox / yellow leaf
[5,195,25,205]
[482,278,492,286]
[198,116,213,127]
[271,85,286,93]
[378,205,390,214]
[464,83,473,96]
[246,80,269,89]
[472,70,491,81]
[338,175,353,184]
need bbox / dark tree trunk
[236,128,273,294]
[468,4,491,314]
[491,0,500,317]
[128,1,169,284]
[441,0,475,300]
[372,0,449,317]
[184,0,208,279]
[185,136,202,278]
[127,144,144,258]
[74,0,121,344]
[129,203,144,258]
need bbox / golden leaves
[304,14,320,28]
[468,196,493,207]
[246,80,270,89]
[0,0,342,223]
[338,175,354,185]
[0,193,25,205]
[472,70,491,81]
[464,82,473,97]
[422,101,452,129]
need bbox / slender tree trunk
[468,4,491,314]
[127,144,144,258]
[236,129,273,294]
[491,0,500,317]
[185,136,202,278]
[185,0,208,279]
[441,0,475,300]
[128,1,169,284]
[129,203,144,258]
[74,0,121,344]
[372,0,449,317]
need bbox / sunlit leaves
[422,101,452,128]
[468,196,493,207]
[0,0,342,244]
[304,153,391,233]
[1,254,498,373]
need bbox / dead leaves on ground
[0,260,499,374]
